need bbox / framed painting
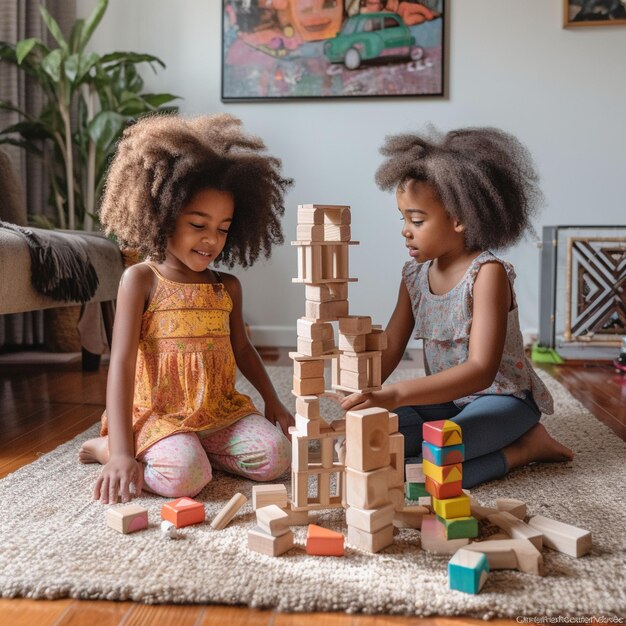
[563,0,626,27]
[221,0,445,100]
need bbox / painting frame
[563,0,626,27]
[221,0,445,101]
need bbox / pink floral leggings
[137,414,291,498]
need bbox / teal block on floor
[405,481,428,500]
[437,514,478,539]
[422,441,465,465]
[448,549,489,594]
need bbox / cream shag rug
[1,367,625,619]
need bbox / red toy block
[161,497,205,528]
[423,420,462,447]
[305,524,345,556]
[425,476,463,499]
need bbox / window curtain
[0,0,76,348]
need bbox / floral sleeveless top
[101,264,257,455]
[402,251,553,413]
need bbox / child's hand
[93,454,143,504]
[265,399,295,439]
[341,384,400,412]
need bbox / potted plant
[0,0,179,231]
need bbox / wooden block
[418,496,433,510]
[306,299,349,321]
[291,470,309,508]
[338,369,370,390]
[425,476,463,499]
[256,504,291,537]
[295,396,320,419]
[436,514,479,539]
[393,505,429,529]
[161,497,205,528]
[345,466,390,509]
[423,420,463,447]
[323,224,351,241]
[106,505,148,534]
[432,494,471,520]
[298,206,325,224]
[284,506,310,526]
[387,432,405,488]
[306,524,345,556]
[365,328,388,351]
[448,548,489,594]
[422,441,465,466]
[338,316,372,335]
[338,333,367,352]
[422,460,463,485]
[298,204,351,225]
[420,514,470,555]
[248,526,294,556]
[345,407,390,471]
[347,524,394,553]
[297,319,334,341]
[487,511,543,550]
[405,481,428,500]
[346,503,395,533]
[296,245,322,283]
[210,492,247,530]
[295,414,321,436]
[405,463,425,483]
[468,496,498,521]
[527,515,592,557]
[305,283,348,303]
[292,435,310,472]
[252,484,288,510]
[297,337,335,357]
[293,375,325,396]
[293,358,325,379]
[389,487,405,511]
[495,498,527,520]
[339,352,378,373]
[388,412,398,434]
[297,224,324,241]
[463,539,544,576]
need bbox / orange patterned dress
[101,265,257,455]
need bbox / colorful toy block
[422,441,465,466]
[106,504,148,534]
[161,497,205,528]
[210,492,248,530]
[436,514,479,539]
[422,459,462,485]
[306,524,345,556]
[448,548,489,594]
[405,481,429,500]
[425,476,463,499]
[420,514,470,555]
[422,420,462,447]
[527,515,592,557]
[432,494,471,520]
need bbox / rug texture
[1,367,624,618]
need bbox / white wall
[79,0,626,346]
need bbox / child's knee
[144,456,212,498]
[252,429,291,482]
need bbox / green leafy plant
[0,0,178,230]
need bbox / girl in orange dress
[79,114,294,503]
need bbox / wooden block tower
[422,420,478,541]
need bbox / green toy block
[405,481,428,500]
[437,514,479,539]
[448,548,489,594]
[531,344,564,364]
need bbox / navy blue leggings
[395,393,541,488]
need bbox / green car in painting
[323,12,424,70]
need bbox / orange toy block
[161,497,205,528]
[425,476,463,499]
[422,420,462,447]
[306,524,345,556]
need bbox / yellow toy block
[422,459,462,484]
[432,494,471,519]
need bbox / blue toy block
[448,548,489,594]
[422,441,465,466]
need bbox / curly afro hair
[99,113,293,267]
[375,126,543,251]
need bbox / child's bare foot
[503,423,574,471]
[79,437,109,465]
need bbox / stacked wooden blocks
[248,504,295,556]
[344,407,400,552]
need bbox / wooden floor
[0,348,624,625]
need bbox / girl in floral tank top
[342,127,573,488]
